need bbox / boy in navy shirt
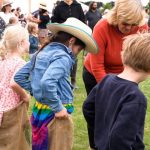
[83,33,150,150]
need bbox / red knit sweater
[84,19,148,82]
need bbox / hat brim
[2,2,13,7]
[39,5,47,10]
[47,23,98,54]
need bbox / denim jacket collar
[49,42,75,60]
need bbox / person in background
[7,16,18,27]
[51,0,85,23]
[0,0,15,25]
[14,17,98,150]
[85,1,102,30]
[51,0,86,90]
[0,25,30,150]
[27,22,40,58]
[83,32,150,150]
[19,14,27,28]
[31,1,50,46]
[0,17,6,40]
[0,0,6,40]
[11,8,15,13]
[15,7,21,18]
[52,0,61,15]
[82,0,148,149]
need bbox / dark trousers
[82,66,97,149]
[82,66,97,95]
[70,59,78,86]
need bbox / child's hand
[21,94,30,103]
[55,108,68,119]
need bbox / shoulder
[122,83,147,107]
[55,1,65,8]
[95,74,113,89]
[138,23,149,32]
[72,1,82,7]
[95,19,109,29]
[93,19,110,41]
[44,43,73,61]
[86,11,90,15]
[93,19,111,35]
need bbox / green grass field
[28,53,150,150]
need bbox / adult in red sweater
[82,0,148,149]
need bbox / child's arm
[14,61,32,94]
[109,101,146,150]
[40,57,69,114]
[10,80,30,102]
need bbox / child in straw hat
[0,25,30,150]
[14,17,98,150]
[83,33,150,150]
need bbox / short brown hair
[122,33,150,72]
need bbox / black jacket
[51,0,85,23]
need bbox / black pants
[82,66,98,149]
[82,66,97,95]
[70,59,78,87]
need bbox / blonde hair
[122,33,150,72]
[0,25,28,53]
[27,22,38,34]
[106,0,145,26]
[9,16,18,24]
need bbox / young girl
[27,22,40,58]
[14,17,98,150]
[0,25,30,150]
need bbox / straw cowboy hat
[39,1,48,10]
[2,0,13,7]
[47,17,98,54]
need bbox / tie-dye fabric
[31,101,74,150]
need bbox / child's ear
[68,37,76,46]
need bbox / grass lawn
[28,53,150,150]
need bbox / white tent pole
[28,0,31,13]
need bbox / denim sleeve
[40,57,69,113]
[14,61,32,94]
[109,103,146,150]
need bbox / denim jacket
[29,34,39,54]
[14,42,75,113]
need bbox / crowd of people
[0,0,150,150]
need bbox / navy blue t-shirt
[83,74,147,150]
